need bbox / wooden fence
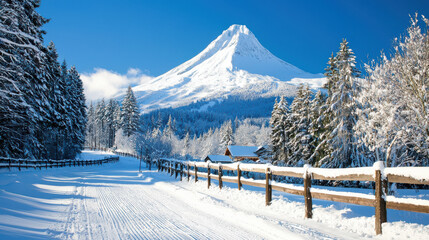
[0,156,119,171]
[157,158,429,235]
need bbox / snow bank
[386,195,429,206]
[385,167,429,182]
[310,167,373,178]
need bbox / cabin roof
[225,145,259,158]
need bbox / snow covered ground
[0,150,428,239]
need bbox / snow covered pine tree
[121,86,140,137]
[321,39,360,168]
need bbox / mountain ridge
[128,24,325,113]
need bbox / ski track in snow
[0,150,428,240]
[53,175,283,239]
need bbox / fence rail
[0,156,119,171]
[157,158,429,235]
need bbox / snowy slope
[131,25,324,112]
[1,150,428,239]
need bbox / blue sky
[38,0,429,99]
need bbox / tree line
[1,0,86,160]
[270,15,429,168]
[86,86,140,149]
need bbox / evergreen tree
[121,86,140,137]
[95,99,106,147]
[105,99,120,148]
[43,43,63,159]
[86,102,96,148]
[288,85,313,166]
[270,96,291,165]
[323,39,360,168]
[67,66,86,157]
[182,132,190,156]
[220,120,234,148]
[308,90,328,166]
[164,115,175,139]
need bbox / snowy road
[1,151,428,239]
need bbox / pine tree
[270,96,291,165]
[308,90,328,166]
[182,132,190,156]
[164,115,175,139]
[45,44,65,159]
[220,120,234,148]
[86,102,96,148]
[288,85,313,166]
[68,66,86,156]
[324,52,337,97]
[323,39,360,168]
[95,99,106,147]
[105,99,120,148]
[121,86,140,137]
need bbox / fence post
[180,163,183,181]
[168,161,171,174]
[187,163,190,182]
[171,161,174,176]
[237,164,242,190]
[375,162,387,235]
[219,165,223,189]
[175,162,178,179]
[265,167,272,206]
[207,163,211,189]
[194,164,198,183]
[304,165,313,219]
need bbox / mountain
[131,24,324,113]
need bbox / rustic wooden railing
[0,156,119,171]
[157,158,429,235]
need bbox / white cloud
[81,68,154,101]
[127,68,141,76]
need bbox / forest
[1,0,86,160]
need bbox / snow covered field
[0,150,428,239]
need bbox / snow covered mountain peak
[131,25,325,112]
[198,24,273,67]
[223,24,251,36]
